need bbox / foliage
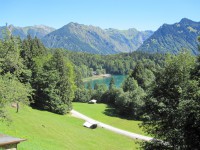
[130,60,155,90]
[92,83,108,101]
[0,32,32,119]
[101,88,122,104]
[62,48,164,78]
[116,76,146,119]
[0,31,76,116]
[109,77,116,90]
[122,76,138,92]
[32,49,76,114]
[1,73,32,105]
[74,88,91,103]
[141,51,200,149]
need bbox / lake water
[85,75,127,89]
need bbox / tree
[109,77,115,90]
[101,88,121,104]
[141,51,199,149]
[32,49,76,114]
[131,61,144,86]
[74,66,83,87]
[0,35,26,77]
[92,83,107,101]
[0,29,32,117]
[0,73,32,117]
[74,88,91,102]
[116,76,145,119]
[94,83,99,90]
[87,82,93,98]
[96,69,101,75]
[49,50,76,114]
[122,76,138,92]
[4,74,32,112]
[131,61,155,90]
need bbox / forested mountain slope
[42,22,153,54]
[137,18,200,55]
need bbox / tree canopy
[141,51,200,149]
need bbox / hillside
[0,106,138,150]
[137,18,200,54]
[42,22,153,54]
[73,102,145,135]
[0,25,55,39]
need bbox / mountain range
[0,18,199,55]
[42,23,153,54]
[138,18,200,55]
[0,23,153,54]
[0,25,55,39]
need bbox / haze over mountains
[0,18,199,55]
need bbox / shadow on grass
[30,103,48,112]
[103,104,134,120]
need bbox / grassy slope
[0,106,138,150]
[73,102,145,135]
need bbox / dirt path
[71,109,153,141]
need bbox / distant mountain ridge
[0,25,55,39]
[137,18,200,55]
[42,22,153,54]
[1,18,199,55]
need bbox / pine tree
[109,77,115,90]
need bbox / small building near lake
[83,121,97,129]
[0,134,26,150]
[88,99,97,104]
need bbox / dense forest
[0,28,164,116]
[64,50,165,77]
[0,31,76,115]
[0,27,200,149]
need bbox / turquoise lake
[85,75,127,89]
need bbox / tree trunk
[16,102,19,113]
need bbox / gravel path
[71,109,153,141]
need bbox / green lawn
[73,102,145,135]
[0,105,139,150]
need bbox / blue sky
[1,0,199,31]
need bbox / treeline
[0,29,165,119]
[63,50,165,77]
[0,33,76,117]
[74,57,159,119]
[0,30,164,118]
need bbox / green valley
[1,2,200,149]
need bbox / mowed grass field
[73,102,145,135]
[0,105,139,150]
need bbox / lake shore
[83,74,111,82]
